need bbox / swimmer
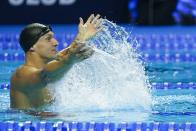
[10,14,102,110]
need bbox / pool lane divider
[0,121,196,131]
[0,53,196,62]
[1,82,196,90]
[1,42,196,50]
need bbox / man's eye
[46,37,51,41]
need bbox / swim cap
[19,23,52,53]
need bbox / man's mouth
[51,49,57,53]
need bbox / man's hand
[76,14,102,42]
[57,41,94,64]
[58,14,101,64]
[68,14,102,63]
[69,41,94,63]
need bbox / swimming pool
[0,26,196,130]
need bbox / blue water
[1,88,196,123]
[1,61,196,123]
[0,25,196,123]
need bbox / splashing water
[48,20,152,113]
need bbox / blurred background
[0,0,195,25]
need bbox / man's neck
[25,52,49,69]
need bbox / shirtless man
[10,14,102,110]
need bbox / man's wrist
[56,48,72,62]
[75,34,86,42]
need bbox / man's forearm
[42,35,86,83]
[43,47,74,83]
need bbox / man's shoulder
[11,65,41,90]
[13,65,38,77]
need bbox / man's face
[32,31,58,61]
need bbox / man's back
[10,66,52,109]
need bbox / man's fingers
[91,14,101,24]
[82,48,94,57]
[86,14,94,24]
[76,48,94,59]
[79,17,84,26]
[79,46,91,53]
[75,43,86,52]
[78,51,94,60]
[95,26,104,34]
[94,18,103,27]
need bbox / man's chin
[46,56,56,62]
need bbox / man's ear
[29,47,35,52]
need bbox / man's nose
[53,38,58,46]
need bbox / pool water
[1,61,196,123]
[0,25,196,126]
